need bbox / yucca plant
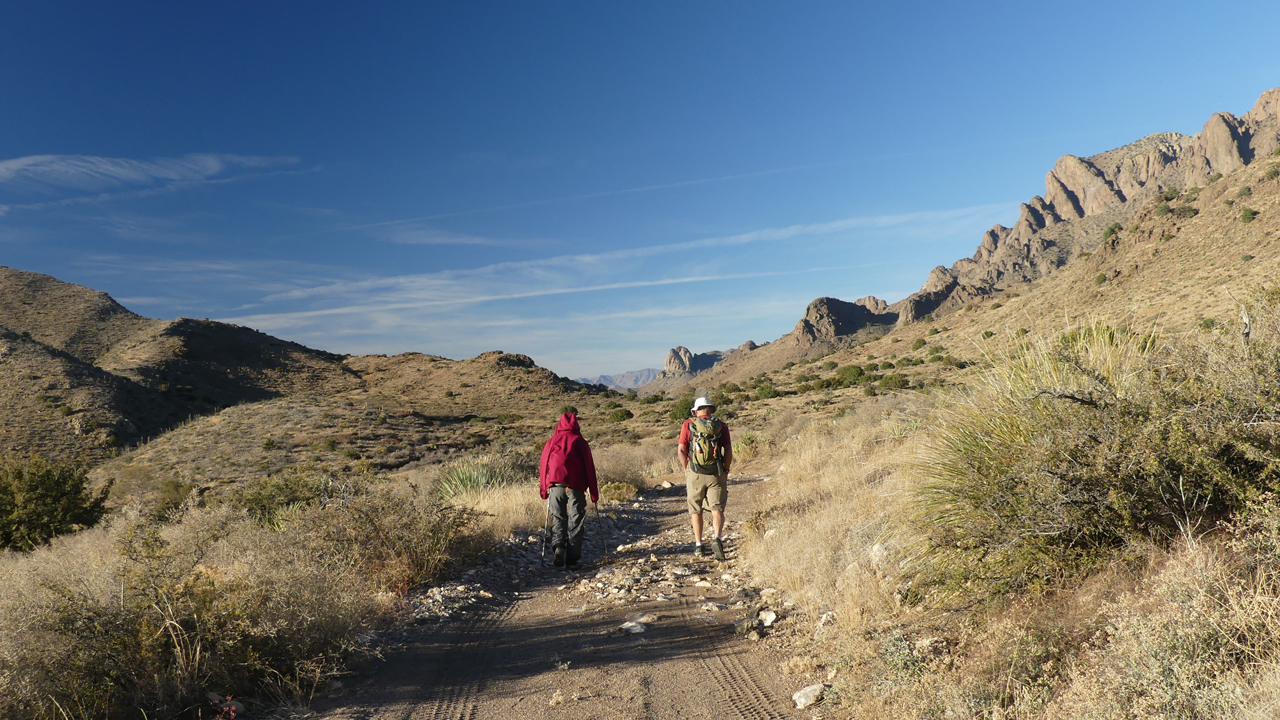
[433,453,537,499]
[911,316,1280,599]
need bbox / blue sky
[2,2,1278,377]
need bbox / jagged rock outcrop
[659,346,732,378]
[890,87,1280,322]
[793,297,897,343]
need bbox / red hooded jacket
[539,413,599,502]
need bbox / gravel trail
[314,473,809,720]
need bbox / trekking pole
[593,501,607,565]
[541,495,551,567]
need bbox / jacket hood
[555,413,581,435]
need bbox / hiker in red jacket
[539,412,599,569]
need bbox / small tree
[0,455,110,551]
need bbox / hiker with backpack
[539,412,599,570]
[679,397,732,560]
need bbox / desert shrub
[982,331,995,339]
[1208,173,1223,184]
[1244,254,1256,262]
[641,393,663,404]
[323,438,338,451]
[1267,165,1280,180]
[668,395,696,420]
[1102,222,1123,240]
[880,361,896,370]
[719,382,742,393]
[443,390,455,397]
[912,338,927,351]
[782,361,794,370]
[434,453,537,499]
[1159,187,1180,201]
[837,364,864,381]
[600,400,620,410]
[1174,205,1199,218]
[598,482,639,504]
[1238,186,1253,197]
[879,375,909,390]
[0,455,109,551]
[913,314,1280,598]
[1156,201,1171,216]
[0,483,475,720]
[796,382,814,394]
[262,438,277,450]
[342,448,361,459]
[1201,318,1218,330]
[494,413,522,424]
[1242,207,1259,223]
[927,328,940,336]
[990,302,1003,310]
[558,404,579,415]
[608,408,634,422]
[821,360,838,371]
[755,385,780,400]
[1094,273,1108,286]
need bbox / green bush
[782,361,794,370]
[913,315,1280,598]
[0,455,110,551]
[1155,202,1171,216]
[755,385,780,400]
[1174,205,1199,219]
[879,361,896,370]
[879,375,909,389]
[928,328,940,336]
[836,364,864,381]
[558,404,579,416]
[1159,187,1180,201]
[668,395,696,420]
[608,408,634,422]
[982,331,995,339]
[1242,207,1259,224]
[1102,222,1123,241]
[912,338,927,351]
[820,360,838,371]
[990,302,1003,310]
[494,413,522,424]
[1208,173,1223,184]
[1243,254,1255,263]
[1267,166,1280,181]
[1238,186,1253,198]
[1094,273,1108,286]
[262,438,277,450]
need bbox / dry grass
[0,479,476,720]
[740,394,923,623]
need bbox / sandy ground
[314,474,808,720]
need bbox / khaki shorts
[686,469,728,514]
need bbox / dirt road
[315,474,808,720]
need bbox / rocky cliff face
[792,297,897,343]
[888,88,1280,319]
[661,346,733,376]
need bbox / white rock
[759,610,778,627]
[763,529,778,540]
[670,566,694,576]
[620,621,646,634]
[661,481,674,489]
[793,683,826,709]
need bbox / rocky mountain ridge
[639,87,1280,393]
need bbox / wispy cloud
[380,224,556,249]
[267,160,850,241]
[0,153,298,194]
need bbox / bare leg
[710,510,725,538]
[690,512,703,544]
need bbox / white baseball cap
[692,396,716,412]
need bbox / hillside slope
[646,87,1280,396]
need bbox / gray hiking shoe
[711,537,726,561]
[694,543,708,558]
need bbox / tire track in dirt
[421,601,518,720]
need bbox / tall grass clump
[433,453,537,499]
[914,310,1280,598]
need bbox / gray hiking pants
[548,484,587,563]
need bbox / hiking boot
[694,543,708,558]
[711,537,726,561]
[553,546,566,567]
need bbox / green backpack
[688,416,724,474]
